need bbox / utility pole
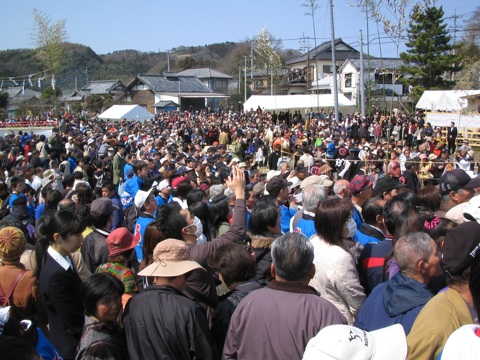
[238,66,241,95]
[244,56,248,103]
[359,30,366,118]
[84,68,89,85]
[329,0,339,122]
[167,50,171,72]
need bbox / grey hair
[394,232,433,276]
[303,184,327,212]
[333,180,349,196]
[278,161,289,170]
[271,232,314,281]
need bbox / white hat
[266,170,281,181]
[87,138,95,145]
[463,195,480,223]
[300,175,333,190]
[134,188,154,208]
[441,324,480,360]
[303,324,407,360]
[157,179,170,191]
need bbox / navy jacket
[39,253,84,360]
[354,272,433,335]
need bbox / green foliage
[0,92,8,109]
[40,86,62,103]
[30,9,68,74]
[400,5,461,90]
[84,94,105,113]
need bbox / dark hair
[186,189,206,207]
[9,176,23,190]
[63,174,75,188]
[101,182,116,192]
[417,186,441,212]
[208,199,230,239]
[209,243,256,287]
[44,190,63,210]
[73,171,84,180]
[76,184,93,205]
[423,213,456,247]
[189,201,210,242]
[0,335,40,360]
[176,180,193,200]
[315,198,352,245]
[81,273,124,317]
[383,197,410,236]
[133,160,147,175]
[469,258,480,314]
[35,210,86,277]
[248,203,279,235]
[362,197,385,225]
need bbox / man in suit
[447,121,458,155]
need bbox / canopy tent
[416,90,480,112]
[244,94,354,111]
[98,105,154,122]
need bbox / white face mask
[346,217,357,238]
[193,216,203,238]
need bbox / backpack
[124,205,139,233]
[0,270,26,308]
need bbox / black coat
[124,285,212,360]
[39,253,84,360]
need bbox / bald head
[333,179,351,199]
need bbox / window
[345,73,352,88]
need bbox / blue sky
[0,0,477,58]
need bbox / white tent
[416,90,480,112]
[244,94,354,111]
[98,105,154,122]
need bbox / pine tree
[400,5,461,94]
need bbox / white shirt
[47,246,72,271]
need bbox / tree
[31,9,68,117]
[84,95,104,113]
[30,9,68,74]
[254,27,283,93]
[0,92,8,109]
[454,6,480,89]
[40,86,62,103]
[400,5,461,93]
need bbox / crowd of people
[0,106,479,360]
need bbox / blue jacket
[354,272,433,335]
[294,214,316,239]
[358,237,393,295]
[134,213,155,262]
[122,174,144,209]
[355,223,384,246]
[280,204,296,234]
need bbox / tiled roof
[343,57,406,72]
[177,68,233,79]
[81,80,124,94]
[135,73,213,93]
[286,38,359,65]
[4,87,42,104]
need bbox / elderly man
[124,239,211,360]
[291,184,327,238]
[223,232,346,359]
[354,232,440,335]
[406,222,480,360]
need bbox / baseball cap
[303,324,407,360]
[374,177,403,197]
[171,176,186,189]
[106,227,140,257]
[157,179,169,191]
[441,221,480,277]
[252,183,265,196]
[134,188,154,208]
[138,239,206,277]
[350,174,374,195]
[266,175,292,194]
[90,197,117,217]
[439,169,480,196]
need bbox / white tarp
[98,105,154,122]
[416,90,480,112]
[244,94,354,111]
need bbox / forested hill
[0,42,301,92]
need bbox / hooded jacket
[249,233,277,285]
[354,272,433,335]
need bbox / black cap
[374,177,403,197]
[442,222,480,277]
[439,169,480,196]
[266,175,292,194]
